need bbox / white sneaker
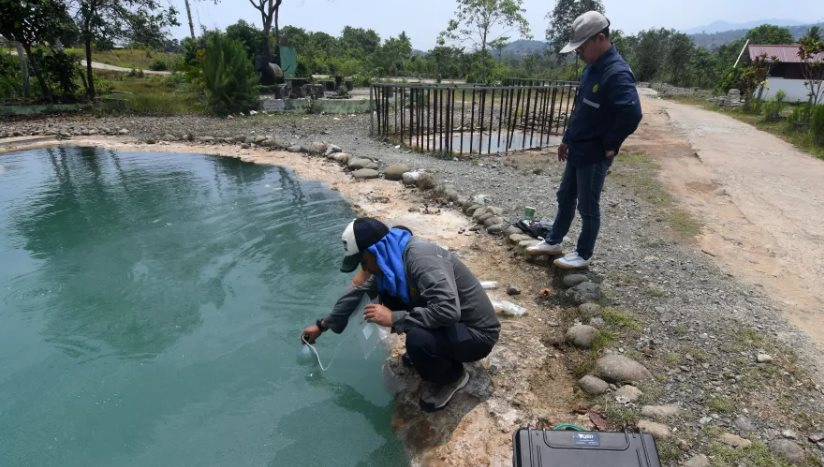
[553,252,591,269]
[526,240,563,256]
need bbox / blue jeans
[405,324,494,384]
[547,160,611,260]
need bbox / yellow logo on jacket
[592,83,600,93]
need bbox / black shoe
[401,353,414,368]
[419,368,470,412]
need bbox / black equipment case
[513,428,661,467]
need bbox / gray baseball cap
[559,11,610,54]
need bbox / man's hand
[557,143,569,162]
[301,324,322,344]
[352,268,372,287]
[605,149,617,159]
[364,304,393,327]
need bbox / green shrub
[812,105,824,145]
[201,34,259,116]
[149,59,168,71]
[786,104,811,129]
[762,89,786,122]
[29,48,82,100]
[0,53,23,99]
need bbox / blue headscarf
[367,228,412,304]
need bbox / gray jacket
[322,237,500,345]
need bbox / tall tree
[546,0,605,53]
[745,24,794,45]
[440,0,531,56]
[489,36,509,61]
[71,0,178,99]
[247,0,283,64]
[184,0,195,38]
[798,31,824,108]
[0,0,76,99]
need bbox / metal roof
[748,44,824,63]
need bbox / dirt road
[628,89,824,351]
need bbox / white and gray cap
[559,11,610,54]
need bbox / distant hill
[501,39,549,57]
[687,22,824,50]
[683,19,807,35]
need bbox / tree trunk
[14,41,30,98]
[273,2,280,59]
[84,36,95,99]
[184,0,196,39]
[23,44,51,101]
[261,14,273,64]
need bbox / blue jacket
[563,46,643,165]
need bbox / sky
[166,0,824,50]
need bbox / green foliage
[763,90,787,122]
[29,48,82,100]
[441,0,532,55]
[738,55,770,112]
[745,24,794,44]
[798,34,824,107]
[812,105,824,145]
[0,52,23,99]
[225,20,263,60]
[201,34,259,116]
[149,59,168,71]
[546,0,605,53]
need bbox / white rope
[301,328,355,372]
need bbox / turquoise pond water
[0,147,407,466]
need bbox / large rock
[565,281,602,304]
[637,420,671,439]
[578,375,609,395]
[487,223,507,235]
[348,158,378,170]
[332,152,351,164]
[578,303,602,318]
[483,216,504,228]
[402,171,422,186]
[596,355,652,383]
[509,233,533,244]
[384,164,410,180]
[641,404,680,420]
[307,141,328,155]
[352,168,380,179]
[768,439,806,465]
[719,432,752,449]
[563,274,589,288]
[566,325,598,349]
[681,454,710,467]
[287,144,302,152]
[614,385,643,403]
[325,144,342,156]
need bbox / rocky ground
[2,111,824,466]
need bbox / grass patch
[95,71,205,116]
[707,396,735,414]
[655,439,681,464]
[67,47,181,71]
[611,152,702,239]
[591,330,617,352]
[601,308,643,331]
[603,402,639,429]
[664,352,682,366]
[708,441,793,467]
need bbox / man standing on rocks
[301,217,500,412]
[528,11,642,269]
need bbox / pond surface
[0,147,406,466]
